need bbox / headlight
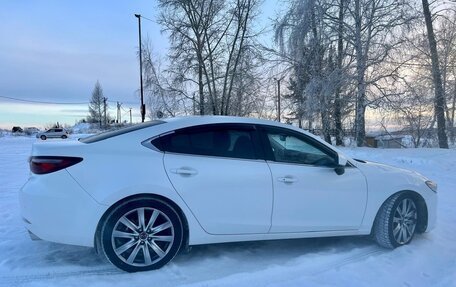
[425,180,437,193]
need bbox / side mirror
[334,155,348,175]
[338,155,348,166]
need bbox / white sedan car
[36,128,69,140]
[20,116,437,272]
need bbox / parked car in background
[12,126,23,133]
[24,127,40,136]
[20,116,437,272]
[36,128,69,140]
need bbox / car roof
[163,116,292,129]
[79,116,345,160]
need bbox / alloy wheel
[392,198,417,244]
[111,207,175,267]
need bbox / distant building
[366,133,404,148]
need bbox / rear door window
[154,124,261,160]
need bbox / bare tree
[421,0,448,148]
[348,0,416,146]
[387,78,434,148]
[334,0,346,146]
[158,0,261,116]
[434,11,456,144]
[158,0,219,114]
[141,42,191,119]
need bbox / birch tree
[348,0,416,146]
[158,0,261,116]
[421,0,449,148]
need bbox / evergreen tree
[88,81,107,128]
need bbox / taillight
[29,156,83,174]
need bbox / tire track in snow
[0,268,121,286]
[0,246,386,286]
[308,246,386,275]
[176,245,387,287]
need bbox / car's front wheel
[100,198,184,272]
[40,135,46,140]
[373,193,418,248]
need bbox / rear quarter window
[79,121,165,143]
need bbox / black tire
[40,135,46,140]
[61,135,67,139]
[373,192,418,249]
[100,198,184,272]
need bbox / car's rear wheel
[101,198,183,272]
[40,135,46,140]
[374,193,418,248]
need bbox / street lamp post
[134,14,145,123]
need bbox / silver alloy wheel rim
[111,207,174,267]
[393,198,417,244]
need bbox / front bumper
[19,170,107,247]
[424,187,437,232]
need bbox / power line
[0,95,138,106]
[139,15,155,23]
[385,61,456,68]
[0,95,90,105]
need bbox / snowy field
[0,135,455,287]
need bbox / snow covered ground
[0,136,455,287]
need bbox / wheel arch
[94,193,190,255]
[371,190,428,235]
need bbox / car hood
[351,158,429,184]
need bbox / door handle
[277,176,297,183]
[170,167,198,176]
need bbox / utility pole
[192,94,196,115]
[274,77,283,122]
[103,97,108,128]
[116,102,122,123]
[129,108,132,124]
[117,101,119,123]
[134,14,145,123]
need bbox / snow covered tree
[348,0,416,146]
[141,42,190,119]
[274,0,351,144]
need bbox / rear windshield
[79,120,165,143]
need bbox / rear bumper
[19,170,107,247]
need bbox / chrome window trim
[141,131,175,152]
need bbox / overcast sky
[0,0,278,129]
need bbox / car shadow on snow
[175,235,375,264]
